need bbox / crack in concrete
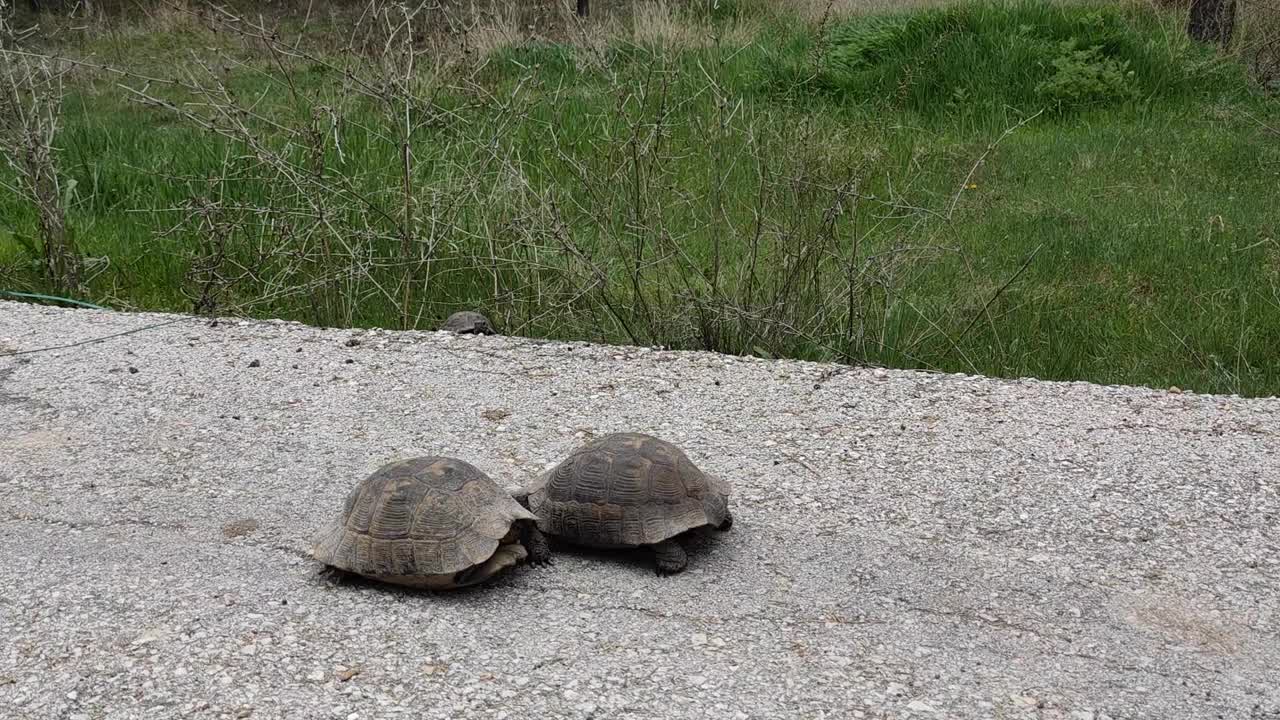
[903,604,1050,639]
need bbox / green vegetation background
[2,0,1278,396]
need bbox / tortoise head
[703,474,734,531]
[509,487,532,511]
[715,510,734,532]
[515,515,553,566]
[449,540,529,588]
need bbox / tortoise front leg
[521,522,553,566]
[717,511,733,531]
[651,539,688,576]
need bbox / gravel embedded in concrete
[1,300,1278,720]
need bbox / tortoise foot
[652,540,688,576]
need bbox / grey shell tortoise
[439,311,496,335]
[517,432,732,575]
[313,456,550,590]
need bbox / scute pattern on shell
[313,456,536,577]
[529,433,730,547]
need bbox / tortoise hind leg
[317,565,357,585]
[651,540,688,576]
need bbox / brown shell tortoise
[313,456,551,590]
[515,432,733,575]
[439,311,495,335]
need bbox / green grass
[2,0,1279,396]
[821,2,1234,113]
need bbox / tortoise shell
[312,456,536,587]
[524,433,731,548]
[440,311,495,335]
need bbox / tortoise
[516,432,733,576]
[440,311,496,335]
[313,456,550,590]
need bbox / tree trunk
[1187,0,1236,47]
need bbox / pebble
[132,629,162,646]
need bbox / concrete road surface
[1,300,1277,720]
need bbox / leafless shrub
[8,0,1039,368]
[0,0,82,294]
[1238,0,1280,88]
[623,0,755,50]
